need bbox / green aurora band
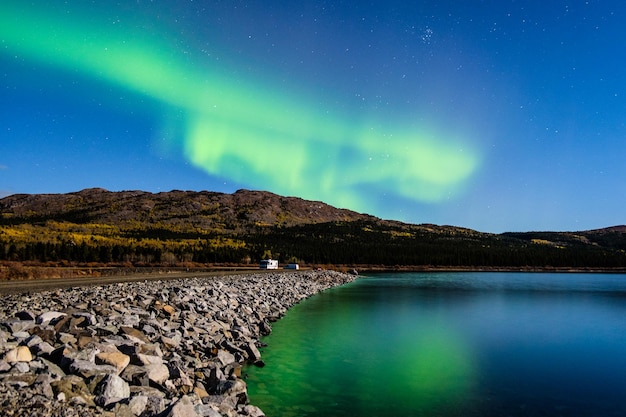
[1,2,480,213]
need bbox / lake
[245,272,626,416]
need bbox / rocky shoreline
[0,270,357,416]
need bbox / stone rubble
[0,270,356,417]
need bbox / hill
[0,188,374,230]
[1,188,625,270]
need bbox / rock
[242,404,266,417]
[96,351,130,374]
[162,395,200,417]
[135,353,163,366]
[161,335,180,350]
[50,374,96,407]
[143,395,167,416]
[1,318,33,334]
[36,311,66,326]
[72,311,97,326]
[29,325,57,344]
[146,363,170,385]
[4,346,32,363]
[162,305,176,316]
[52,315,72,333]
[128,394,149,415]
[3,372,37,387]
[68,359,117,379]
[40,358,67,379]
[57,332,77,345]
[15,310,36,321]
[110,403,135,417]
[219,378,248,403]
[121,364,150,386]
[12,331,31,340]
[216,349,236,367]
[258,320,272,336]
[195,403,223,417]
[45,344,75,371]
[243,342,262,363]
[119,326,150,343]
[35,373,56,398]
[193,383,209,399]
[93,374,130,406]
[12,361,30,373]
[29,340,55,356]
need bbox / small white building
[259,259,278,269]
[284,263,300,270]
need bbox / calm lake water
[245,272,626,416]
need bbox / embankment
[0,270,357,416]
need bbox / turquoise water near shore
[245,272,626,416]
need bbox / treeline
[2,219,626,268]
[0,239,250,265]
[250,221,626,268]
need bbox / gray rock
[1,319,34,334]
[146,363,170,385]
[12,330,31,340]
[36,311,67,326]
[128,394,149,415]
[216,349,236,367]
[40,358,67,379]
[142,394,167,415]
[243,342,262,363]
[12,361,30,373]
[34,373,56,398]
[68,359,118,379]
[162,395,200,417]
[94,374,130,406]
[242,404,266,417]
[195,403,223,417]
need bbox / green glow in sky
[0,2,480,212]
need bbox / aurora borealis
[2,1,625,232]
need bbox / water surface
[246,272,626,416]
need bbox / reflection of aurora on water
[0,2,479,214]
[248,272,626,416]
[246,278,476,416]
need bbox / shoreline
[353,265,626,274]
[0,270,357,416]
[3,263,626,287]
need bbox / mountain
[1,188,625,269]
[0,188,374,230]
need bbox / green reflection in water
[246,279,476,417]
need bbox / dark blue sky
[1,1,624,232]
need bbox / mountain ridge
[1,187,622,235]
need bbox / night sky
[1,1,625,233]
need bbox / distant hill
[1,188,625,269]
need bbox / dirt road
[0,268,291,294]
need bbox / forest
[2,217,626,269]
